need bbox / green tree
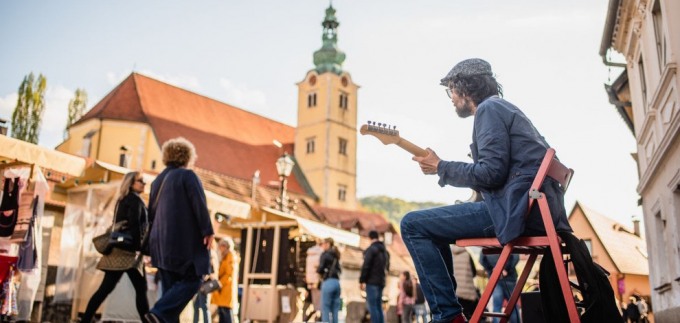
[65,88,88,138]
[11,73,47,144]
[360,195,445,229]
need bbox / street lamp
[275,152,295,212]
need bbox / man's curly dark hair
[448,74,503,106]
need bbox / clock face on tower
[309,75,317,86]
[341,76,348,87]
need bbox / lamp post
[275,152,295,212]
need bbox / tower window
[306,137,316,154]
[338,138,347,155]
[638,56,648,110]
[307,93,317,108]
[339,93,348,110]
[338,184,347,201]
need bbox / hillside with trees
[360,195,445,229]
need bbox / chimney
[632,216,640,237]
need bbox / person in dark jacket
[82,171,149,323]
[145,137,215,323]
[400,58,572,323]
[480,253,520,323]
[360,230,389,323]
[317,237,342,323]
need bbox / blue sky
[0,1,642,227]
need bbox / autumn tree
[11,73,47,144]
[65,88,88,139]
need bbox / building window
[638,56,648,110]
[339,92,348,110]
[652,1,666,71]
[151,160,157,170]
[79,130,97,157]
[338,184,347,201]
[338,138,347,155]
[307,93,317,108]
[653,211,669,285]
[583,239,593,255]
[306,137,315,154]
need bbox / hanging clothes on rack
[10,193,36,243]
[17,196,38,271]
[0,178,19,212]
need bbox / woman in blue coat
[145,137,215,323]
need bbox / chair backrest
[526,148,574,214]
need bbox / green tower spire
[313,5,346,75]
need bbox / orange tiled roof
[314,206,392,235]
[572,202,648,276]
[76,73,310,195]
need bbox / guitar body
[360,123,482,203]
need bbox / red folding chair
[456,148,579,323]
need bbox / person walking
[479,253,520,323]
[400,58,572,323]
[317,237,342,323]
[451,245,479,319]
[212,238,236,323]
[81,171,150,323]
[413,278,428,323]
[397,271,416,323]
[304,239,323,322]
[145,137,215,323]
[360,230,389,323]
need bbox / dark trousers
[150,268,202,323]
[81,268,149,323]
[217,306,233,323]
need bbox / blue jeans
[413,304,428,323]
[151,268,202,323]
[401,202,495,323]
[365,284,384,323]
[217,306,232,323]
[193,292,209,323]
[491,280,519,323]
[321,278,341,323]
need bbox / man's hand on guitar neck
[412,148,442,175]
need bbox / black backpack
[539,232,623,323]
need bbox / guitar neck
[397,138,428,157]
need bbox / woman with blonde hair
[212,237,236,323]
[82,171,150,323]
[145,137,215,323]
[316,237,342,323]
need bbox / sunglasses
[135,178,146,185]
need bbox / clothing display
[0,178,19,212]
[0,168,47,322]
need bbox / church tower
[295,5,358,210]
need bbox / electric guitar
[359,121,482,203]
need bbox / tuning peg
[367,120,372,125]
[393,125,397,130]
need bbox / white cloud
[39,85,73,148]
[0,93,18,122]
[218,78,270,114]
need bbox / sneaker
[144,312,162,323]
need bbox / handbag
[92,198,133,255]
[199,277,222,294]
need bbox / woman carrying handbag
[81,171,150,323]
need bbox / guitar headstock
[359,121,401,145]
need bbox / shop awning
[0,135,86,176]
[261,207,360,247]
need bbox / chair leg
[500,253,538,323]
[538,198,580,323]
[470,244,514,323]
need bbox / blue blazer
[148,166,214,276]
[437,97,572,244]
